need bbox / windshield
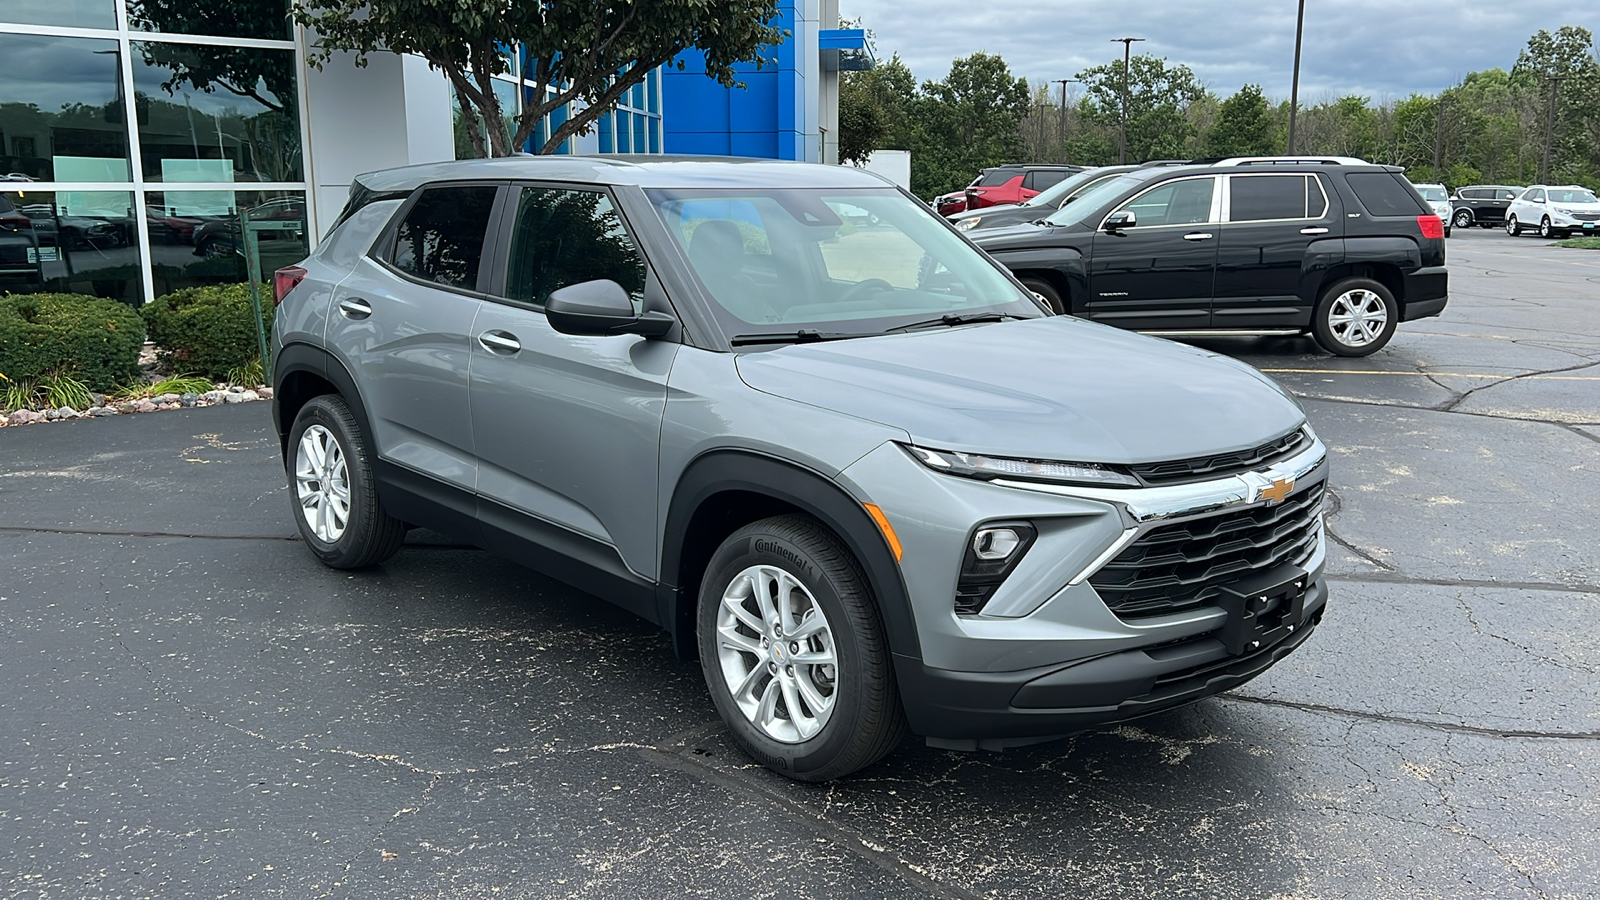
[647,188,1043,340]
[1043,173,1151,226]
[1549,188,1599,204]
[1415,186,1448,201]
[1022,167,1108,208]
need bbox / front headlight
[904,444,1140,487]
[955,216,981,231]
[1553,207,1575,216]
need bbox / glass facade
[596,68,663,155]
[1,0,115,30]
[453,57,662,159]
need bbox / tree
[1205,84,1276,157]
[127,0,297,115]
[1075,55,1204,161]
[1512,25,1600,182]
[911,52,1029,197]
[837,71,889,165]
[292,0,786,157]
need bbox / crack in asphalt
[1221,695,1600,741]
[317,773,443,898]
[1436,356,1600,415]
[1332,570,1600,596]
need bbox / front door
[468,184,678,589]
[1086,175,1220,330]
[1212,173,1339,329]
[325,182,499,495]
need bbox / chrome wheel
[1507,215,1520,236]
[1539,217,1552,238]
[294,424,351,542]
[715,564,838,743]
[1453,209,1472,228]
[1328,288,1389,348]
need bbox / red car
[964,164,1085,212]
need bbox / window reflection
[127,0,291,41]
[131,42,301,183]
[145,190,306,295]
[0,34,131,182]
[1,190,142,305]
[0,0,115,30]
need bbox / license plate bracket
[1216,568,1309,656]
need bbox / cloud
[839,0,1587,99]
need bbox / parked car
[954,162,1194,232]
[1411,183,1453,236]
[970,155,1448,356]
[1505,184,1600,238]
[0,194,42,279]
[933,189,968,217]
[272,157,1330,780]
[963,163,1087,211]
[1449,184,1521,229]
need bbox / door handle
[478,331,521,354]
[1300,226,1330,235]
[1182,232,1214,241]
[337,297,372,319]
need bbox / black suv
[969,156,1448,356]
[1448,185,1521,229]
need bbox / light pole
[1111,37,1144,164]
[1286,0,1306,154]
[1051,78,1077,163]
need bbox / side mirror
[545,279,675,338]
[1104,210,1136,233]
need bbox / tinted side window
[977,169,1015,187]
[1230,175,1311,221]
[391,185,498,289]
[1498,189,1519,200]
[1527,189,1545,202]
[1346,173,1427,217]
[1029,170,1069,192]
[504,187,646,308]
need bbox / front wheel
[697,515,907,781]
[1443,226,1452,238]
[1452,209,1473,229]
[1020,277,1066,314]
[1539,217,1553,239]
[287,394,406,568]
[1506,215,1522,236]
[1312,278,1398,357]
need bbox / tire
[1311,277,1398,357]
[287,394,406,569]
[1506,215,1521,237]
[1452,209,1473,229]
[1539,217,1553,239]
[1020,277,1066,314]
[697,514,907,781]
[1443,227,1452,238]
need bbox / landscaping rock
[55,406,80,420]
[9,409,43,425]
[222,390,257,404]
[180,393,198,408]
[86,406,118,417]
[117,402,139,414]
[134,399,158,413]
[90,393,107,408]
[202,390,228,404]
[257,387,273,400]
[228,385,244,393]
[155,393,180,404]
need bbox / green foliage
[293,0,785,157]
[1206,84,1276,157]
[141,283,273,381]
[0,293,146,392]
[1076,55,1205,162]
[41,372,94,410]
[1,375,36,413]
[226,358,265,388]
[116,375,217,400]
[839,70,891,165]
[1557,236,1600,249]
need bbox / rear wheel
[697,515,907,781]
[288,394,406,568]
[1020,278,1066,315]
[1312,277,1398,357]
[1506,215,1521,237]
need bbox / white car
[1506,185,1600,238]
[1413,183,1453,236]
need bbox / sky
[837,0,1594,101]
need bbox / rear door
[1086,174,1220,329]
[325,182,498,495]
[468,183,677,585]
[1212,173,1338,328]
[1472,188,1513,224]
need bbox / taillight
[273,265,307,305]
[1417,215,1444,239]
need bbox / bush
[0,292,146,392]
[142,283,273,382]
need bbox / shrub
[0,292,146,392]
[142,283,273,382]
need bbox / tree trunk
[454,85,487,159]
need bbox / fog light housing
[955,522,1037,616]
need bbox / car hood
[969,221,1091,253]
[734,317,1305,464]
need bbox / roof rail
[1138,159,1194,167]
[1213,155,1371,167]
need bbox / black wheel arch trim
[661,449,921,663]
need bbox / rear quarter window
[976,170,1016,187]
[1346,173,1427,217]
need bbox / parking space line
[1258,369,1600,380]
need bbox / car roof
[351,155,899,194]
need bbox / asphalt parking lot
[3,228,1597,899]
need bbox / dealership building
[0,0,869,306]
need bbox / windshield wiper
[887,312,1031,333]
[729,329,865,346]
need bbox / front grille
[1089,482,1324,619]
[1126,428,1307,486]
[1573,213,1600,222]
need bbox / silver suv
[271,157,1329,780]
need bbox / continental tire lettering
[753,539,817,579]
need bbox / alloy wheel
[1453,210,1472,228]
[1328,288,1389,349]
[294,424,351,542]
[714,564,838,743]
[1506,216,1519,236]
[1539,218,1552,238]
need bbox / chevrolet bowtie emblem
[1259,476,1294,505]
